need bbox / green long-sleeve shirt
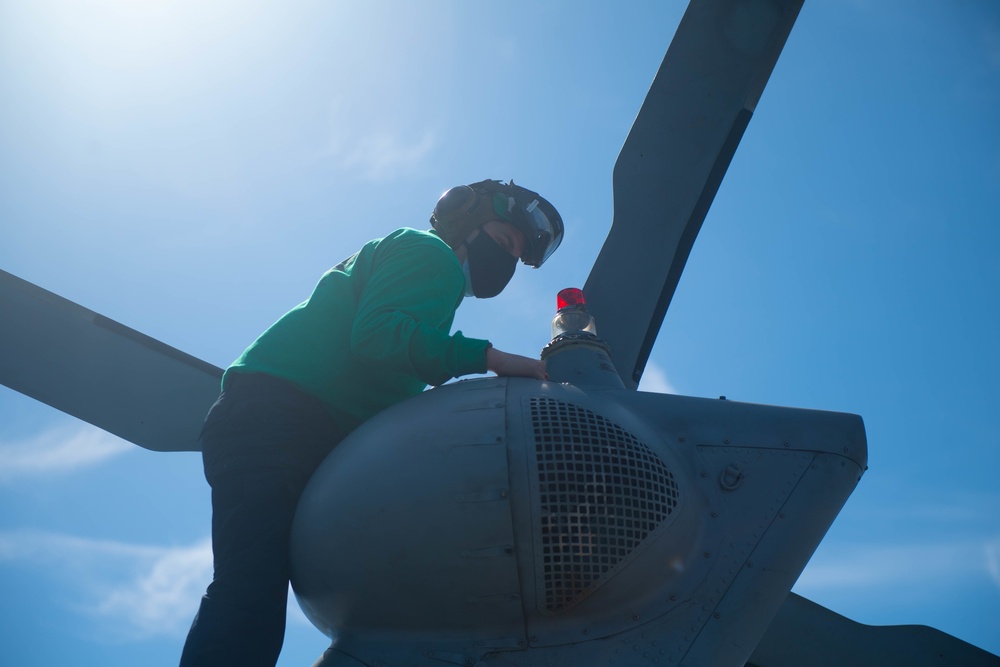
[225,228,490,433]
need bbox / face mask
[462,231,517,298]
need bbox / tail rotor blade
[584,0,804,389]
[0,269,221,452]
[750,593,1000,666]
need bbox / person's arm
[349,237,485,385]
[351,233,546,384]
[486,346,547,380]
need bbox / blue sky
[1,0,998,665]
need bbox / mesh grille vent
[529,397,679,613]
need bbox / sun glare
[11,0,281,108]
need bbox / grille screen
[529,397,679,613]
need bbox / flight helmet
[430,179,564,268]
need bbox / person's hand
[486,347,548,380]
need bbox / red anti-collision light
[556,288,586,310]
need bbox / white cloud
[638,360,678,394]
[325,99,437,181]
[986,538,1000,589]
[332,130,436,181]
[0,529,317,640]
[985,24,1000,70]
[0,424,131,482]
[867,493,1000,524]
[0,530,211,640]
[795,538,1000,594]
[95,538,214,639]
[0,529,160,562]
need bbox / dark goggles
[474,180,564,268]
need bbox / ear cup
[432,186,478,227]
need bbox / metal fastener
[720,464,743,491]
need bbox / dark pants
[179,373,346,667]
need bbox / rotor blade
[0,269,221,452]
[749,592,1000,666]
[583,0,804,389]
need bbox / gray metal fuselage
[291,341,866,667]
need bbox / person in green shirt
[180,179,563,667]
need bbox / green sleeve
[349,235,489,385]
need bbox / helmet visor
[493,187,564,268]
